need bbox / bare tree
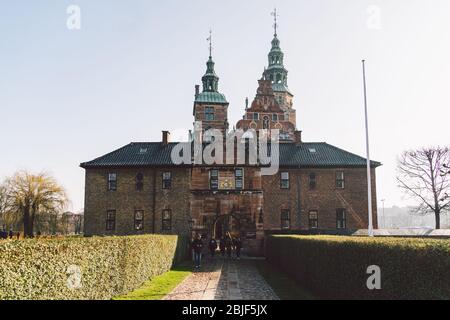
[442,163,450,202]
[4,171,68,237]
[397,147,450,229]
[0,183,8,228]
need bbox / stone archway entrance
[213,214,241,239]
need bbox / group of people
[191,234,243,269]
[0,228,19,240]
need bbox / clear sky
[1,0,449,212]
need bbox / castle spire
[264,9,291,95]
[207,29,213,58]
[271,8,279,37]
[202,30,219,92]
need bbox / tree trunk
[435,210,441,230]
[23,206,31,237]
[30,211,36,237]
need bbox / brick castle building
[81,28,380,255]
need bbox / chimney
[195,85,200,99]
[294,130,302,144]
[162,131,170,145]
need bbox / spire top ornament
[271,8,279,37]
[207,29,213,58]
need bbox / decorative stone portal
[213,214,242,239]
[190,192,265,256]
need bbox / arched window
[276,73,282,83]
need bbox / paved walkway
[163,257,279,300]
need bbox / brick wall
[262,167,378,231]
[84,166,378,240]
[84,168,191,236]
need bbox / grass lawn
[114,261,192,300]
[255,260,317,300]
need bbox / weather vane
[271,8,279,36]
[207,29,213,57]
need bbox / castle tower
[193,31,229,140]
[263,9,296,127]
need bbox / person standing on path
[219,238,226,257]
[225,237,232,259]
[208,238,217,258]
[234,237,242,260]
[192,234,204,269]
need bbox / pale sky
[1,0,449,212]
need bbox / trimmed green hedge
[266,235,450,300]
[0,235,188,300]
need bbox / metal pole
[362,60,374,237]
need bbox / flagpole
[362,60,374,237]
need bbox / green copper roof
[272,83,292,95]
[195,91,228,104]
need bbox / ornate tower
[193,31,229,139]
[236,73,296,142]
[263,9,296,127]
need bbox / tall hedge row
[266,235,450,300]
[0,235,188,300]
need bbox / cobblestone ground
[163,256,279,300]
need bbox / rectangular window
[205,107,215,121]
[210,169,219,190]
[253,113,259,120]
[106,210,116,231]
[336,171,345,189]
[235,168,244,190]
[136,173,144,191]
[272,114,278,122]
[162,172,172,189]
[280,172,290,189]
[309,211,319,229]
[281,210,291,230]
[336,209,347,229]
[108,173,117,191]
[309,172,316,190]
[162,209,172,231]
[134,210,144,231]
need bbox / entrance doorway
[213,214,241,239]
